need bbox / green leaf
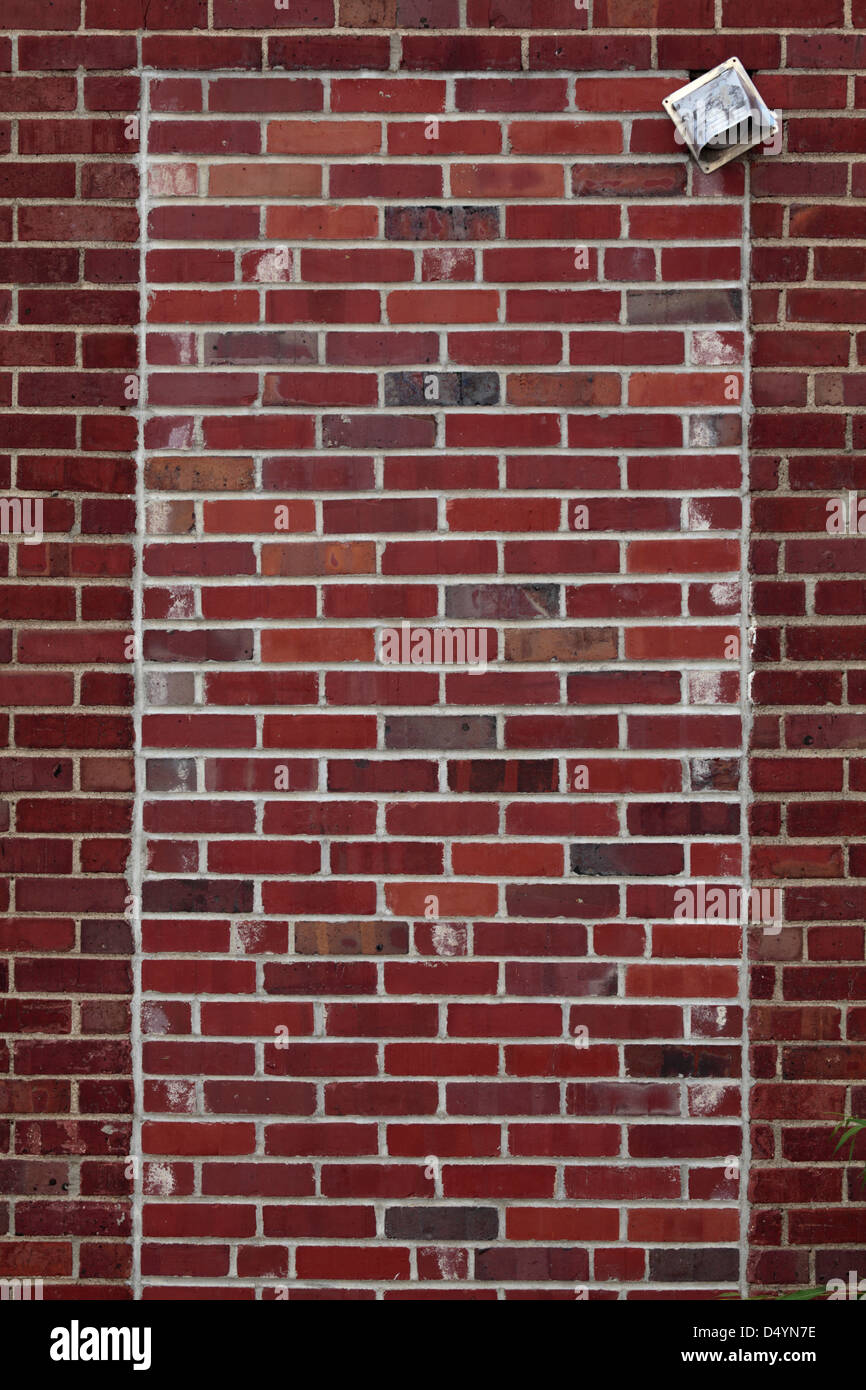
[833,1116,866,1181]
[720,1288,828,1302]
[775,1287,829,1301]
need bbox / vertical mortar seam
[739,157,754,1301]
[130,52,149,1304]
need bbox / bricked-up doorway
[135,68,749,1296]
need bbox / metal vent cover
[663,56,779,173]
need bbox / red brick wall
[748,27,866,1295]
[1,2,139,1298]
[0,0,863,1302]
[139,66,747,1300]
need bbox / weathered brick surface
[0,1,863,1301]
[135,75,749,1296]
[748,35,866,1299]
[1,9,138,1300]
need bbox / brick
[402,36,521,70]
[142,36,264,69]
[214,0,334,24]
[269,36,390,69]
[530,36,652,69]
[332,78,447,112]
[451,163,563,197]
[208,78,323,112]
[267,119,380,156]
[385,205,500,241]
[388,119,501,156]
